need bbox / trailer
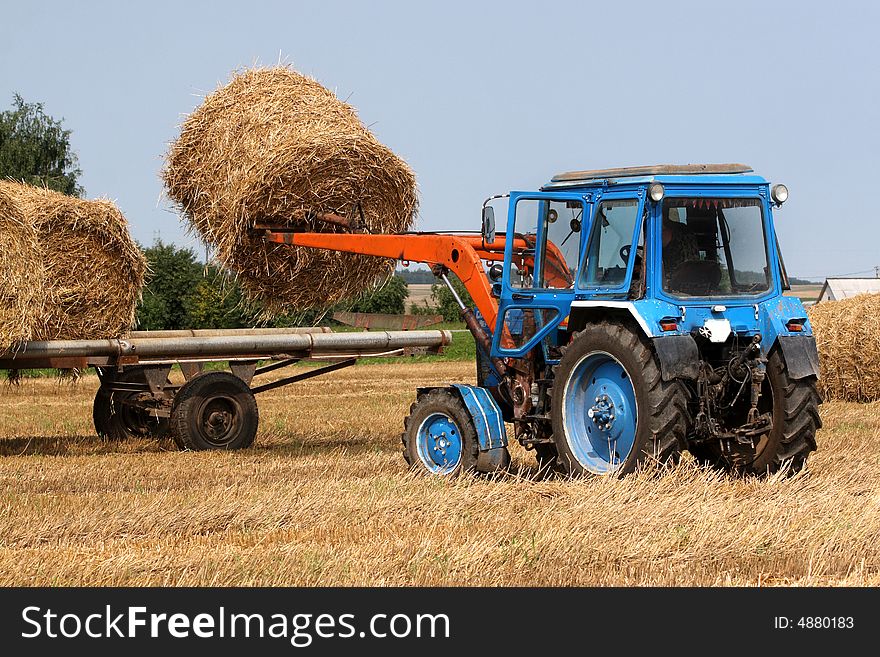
[0,327,452,450]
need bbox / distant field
[784,284,823,304]
[407,283,434,310]
[1,361,877,586]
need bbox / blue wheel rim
[562,351,638,474]
[415,413,463,474]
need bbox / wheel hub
[434,432,451,455]
[199,399,237,443]
[206,410,231,437]
[416,413,463,473]
[562,351,638,474]
[588,394,616,431]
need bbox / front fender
[417,384,508,451]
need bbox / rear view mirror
[481,206,496,244]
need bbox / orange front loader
[260,212,573,379]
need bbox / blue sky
[2,0,877,279]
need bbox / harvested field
[0,360,877,586]
[0,181,146,344]
[164,66,418,316]
[808,294,880,402]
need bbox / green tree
[0,94,83,196]
[182,266,250,329]
[344,274,409,315]
[136,240,203,330]
[431,275,473,322]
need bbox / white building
[816,278,880,303]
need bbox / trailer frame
[0,327,452,450]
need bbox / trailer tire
[402,388,479,476]
[93,368,170,440]
[551,322,687,477]
[171,372,258,451]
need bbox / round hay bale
[807,293,880,402]
[0,182,42,350]
[163,66,418,316]
[9,183,147,340]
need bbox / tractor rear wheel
[550,322,688,477]
[171,372,258,451]
[402,388,479,476]
[688,349,820,475]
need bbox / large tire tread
[550,321,689,477]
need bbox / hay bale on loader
[1,181,147,342]
[807,293,880,402]
[0,183,42,349]
[163,66,418,316]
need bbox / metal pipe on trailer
[0,329,452,363]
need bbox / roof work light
[771,183,789,205]
[648,183,665,202]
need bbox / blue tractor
[400,164,821,477]
[269,163,822,478]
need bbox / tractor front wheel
[402,388,480,476]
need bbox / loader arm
[264,230,501,327]
[459,235,574,289]
[263,230,573,329]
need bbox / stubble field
[0,360,878,586]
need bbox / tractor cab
[470,164,820,477]
[489,163,803,361]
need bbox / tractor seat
[667,259,723,296]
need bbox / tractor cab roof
[541,163,768,191]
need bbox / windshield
[661,198,771,298]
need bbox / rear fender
[652,334,700,381]
[775,335,821,380]
[568,301,699,381]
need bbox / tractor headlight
[771,183,789,205]
[649,183,665,202]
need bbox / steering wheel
[619,244,631,263]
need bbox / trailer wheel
[93,369,169,440]
[402,388,479,476]
[689,349,820,475]
[171,372,258,451]
[550,322,687,477]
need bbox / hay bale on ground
[0,183,42,349]
[4,182,147,341]
[163,66,418,316]
[807,293,880,402]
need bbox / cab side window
[579,199,639,288]
[510,198,583,290]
